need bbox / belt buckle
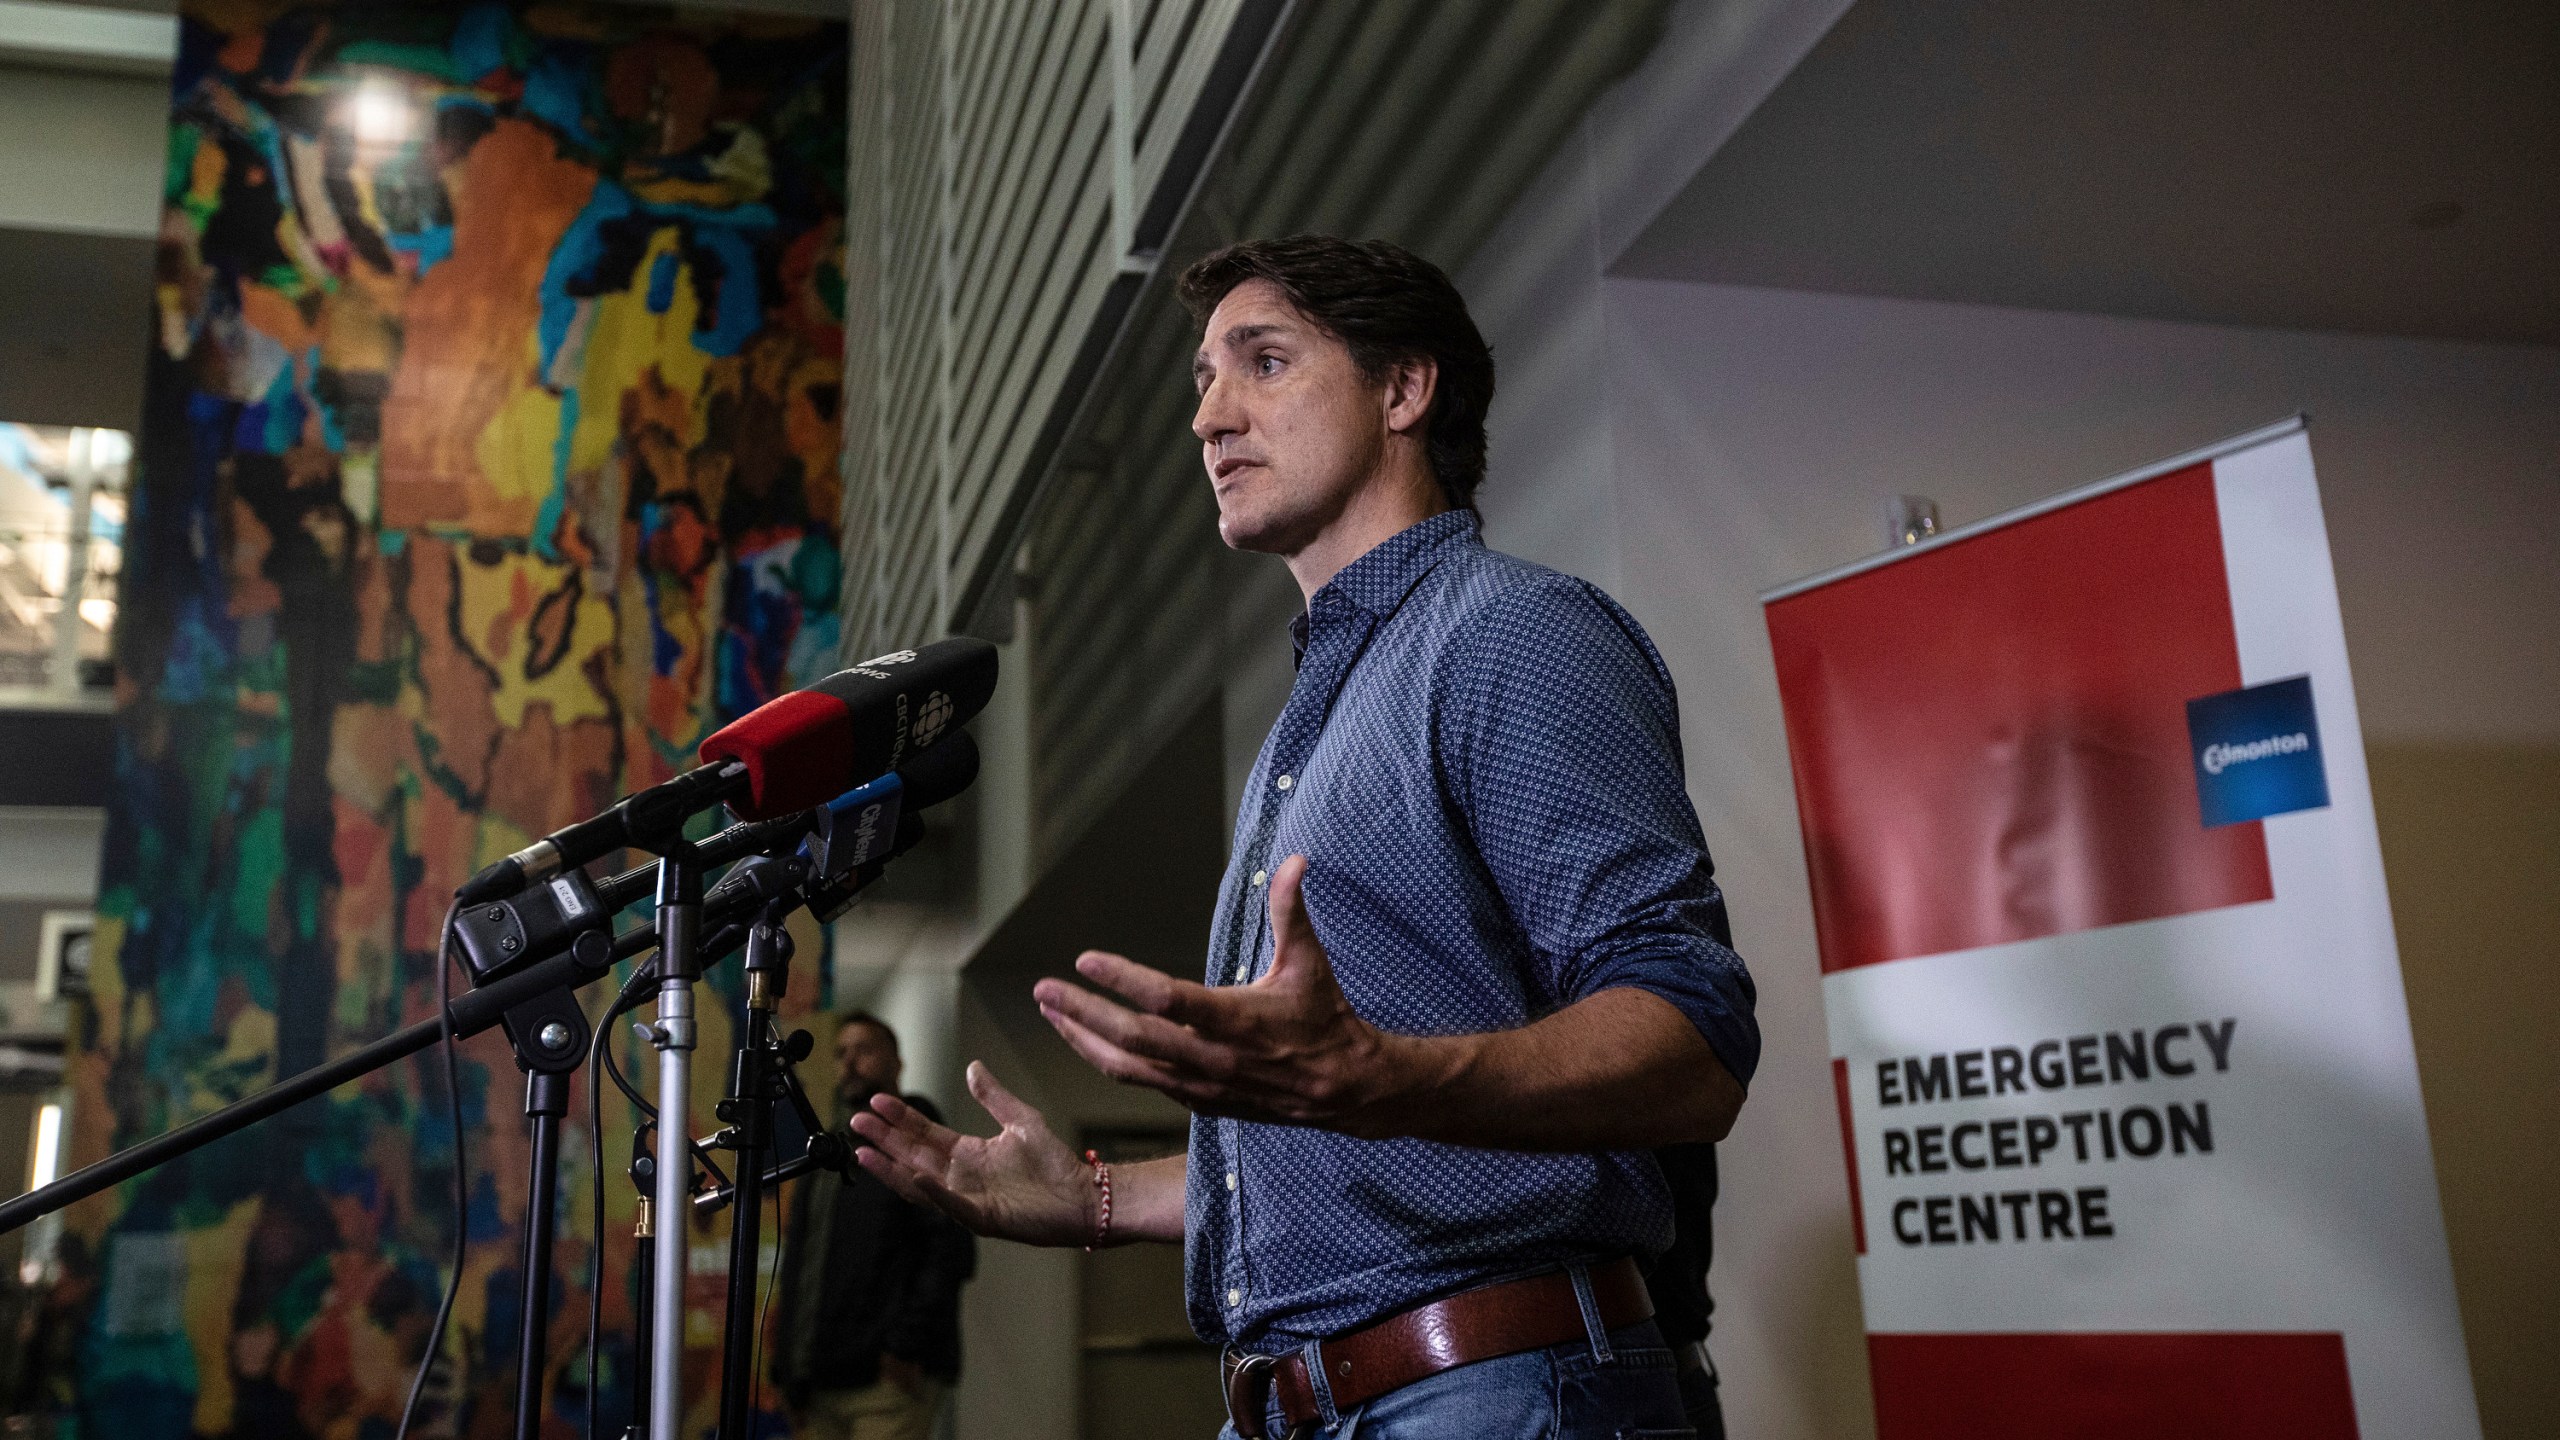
[1220,1349,1280,1440]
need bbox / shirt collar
[1290,508,1479,660]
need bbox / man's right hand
[851,1061,1100,1247]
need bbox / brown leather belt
[1220,1258,1654,1439]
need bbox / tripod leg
[518,1070,571,1440]
[716,1008,770,1440]
[628,1176,654,1440]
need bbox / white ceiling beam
[0,1,176,77]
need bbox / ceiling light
[349,81,413,147]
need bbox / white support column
[1110,0,1140,270]
[50,428,95,696]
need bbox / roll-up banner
[1762,419,2479,1439]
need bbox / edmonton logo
[2201,732,2311,775]
[2184,675,2329,828]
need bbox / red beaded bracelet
[1083,1149,1112,1251]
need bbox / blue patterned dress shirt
[1186,508,1760,1350]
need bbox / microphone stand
[625,1122,657,1440]
[646,844,703,1440]
[502,983,593,1440]
[707,897,813,1440]
[0,931,635,1235]
[0,880,756,1440]
[0,799,924,1440]
[679,853,885,1440]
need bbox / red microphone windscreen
[698,690,854,819]
[698,638,1000,819]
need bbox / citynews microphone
[454,638,997,904]
[698,637,998,820]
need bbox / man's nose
[1192,374,1240,444]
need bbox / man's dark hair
[1178,236,1496,509]
[836,1009,898,1053]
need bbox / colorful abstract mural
[58,4,848,1436]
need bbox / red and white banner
[1762,421,2478,1439]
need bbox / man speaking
[853,236,1758,1437]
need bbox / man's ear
[1382,356,1438,436]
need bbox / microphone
[802,729,980,878]
[599,730,980,911]
[456,736,982,983]
[453,638,996,905]
[698,637,998,820]
[454,760,749,906]
[805,810,929,923]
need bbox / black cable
[396,899,469,1440]
[600,979,658,1119]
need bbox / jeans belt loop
[1299,1337,1341,1429]
[1567,1263,1612,1363]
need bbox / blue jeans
[1222,1318,1694,1440]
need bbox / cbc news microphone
[454,637,998,904]
[699,636,998,820]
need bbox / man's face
[833,1020,902,1113]
[1191,279,1392,556]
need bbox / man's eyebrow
[1194,322,1292,387]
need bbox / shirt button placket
[1220,1114,1249,1323]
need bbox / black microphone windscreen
[897,730,980,811]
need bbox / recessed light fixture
[2407,200,2464,230]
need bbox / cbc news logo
[911,690,954,747]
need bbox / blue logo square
[2187,675,2329,828]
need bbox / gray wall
[1461,255,2560,1436]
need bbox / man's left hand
[1032,855,1423,1135]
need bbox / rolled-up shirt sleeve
[1433,576,1760,1087]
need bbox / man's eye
[1256,355,1282,375]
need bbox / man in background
[775,1013,977,1440]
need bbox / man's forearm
[1368,988,1743,1151]
[1096,1152,1188,1245]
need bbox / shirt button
[1273,774,1292,792]
[1227,1287,1243,1307]
[1225,1171,1238,1191]
[1250,868,1267,887]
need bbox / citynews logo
[2200,731,2312,776]
[850,800,888,863]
